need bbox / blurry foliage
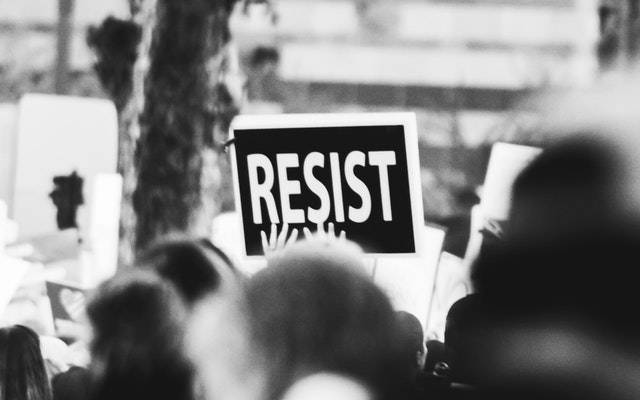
[598,0,640,69]
[87,17,142,112]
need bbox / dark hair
[395,311,425,382]
[444,295,496,384]
[246,241,403,400]
[136,237,237,306]
[0,325,51,400]
[509,137,622,241]
[396,311,424,356]
[86,271,192,400]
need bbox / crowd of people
[4,96,640,400]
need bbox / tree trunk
[133,0,236,252]
[119,1,157,267]
[87,0,156,268]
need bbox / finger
[261,230,269,254]
[269,224,277,249]
[338,230,346,241]
[316,223,325,240]
[277,223,289,248]
[286,228,299,246]
[303,227,313,240]
[327,222,335,241]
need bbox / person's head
[444,295,496,384]
[508,137,624,241]
[86,271,192,400]
[472,137,640,333]
[186,290,265,400]
[395,311,426,379]
[136,236,238,307]
[281,373,372,400]
[246,239,403,400]
[468,136,640,397]
[0,324,51,400]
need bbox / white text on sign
[247,151,396,224]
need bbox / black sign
[230,114,423,256]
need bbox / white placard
[465,143,541,266]
[480,142,542,221]
[87,173,122,286]
[425,252,471,341]
[13,94,118,238]
[373,224,445,331]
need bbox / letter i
[329,152,345,222]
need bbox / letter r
[247,154,279,224]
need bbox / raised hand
[261,223,299,256]
[303,222,346,242]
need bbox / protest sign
[229,113,424,256]
[87,173,122,286]
[374,224,445,330]
[13,94,117,238]
[464,143,541,264]
[45,280,87,330]
[425,252,471,341]
[480,142,542,221]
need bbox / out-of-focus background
[0,0,605,233]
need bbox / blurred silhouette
[467,136,640,400]
[424,339,446,374]
[395,311,430,400]
[444,294,495,386]
[86,271,192,400]
[49,171,84,230]
[246,240,405,400]
[396,311,426,380]
[0,325,51,400]
[136,237,238,307]
[52,366,91,400]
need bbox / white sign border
[228,112,425,259]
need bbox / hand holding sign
[261,222,346,257]
[230,113,424,256]
[261,223,299,256]
[303,222,346,242]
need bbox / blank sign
[12,94,117,238]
